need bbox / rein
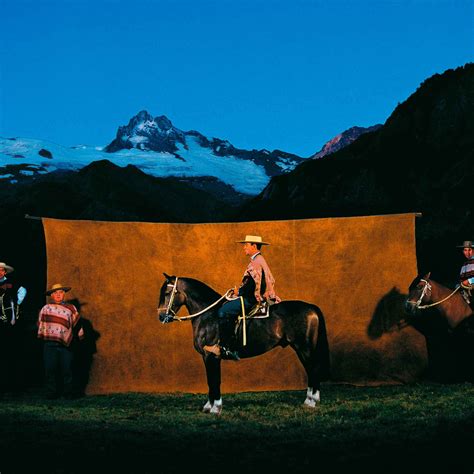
[157,277,235,322]
[415,279,462,309]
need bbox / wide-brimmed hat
[46,283,72,296]
[456,240,474,248]
[0,262,14,274]
[236,235,270,245]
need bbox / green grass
[1,383,473,473]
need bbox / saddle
[246,301,271,319]
[460,284,474,309]
[204,301,275,358]
[0,294,20,323]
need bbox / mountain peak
[153,115,174,130]
[104,111,186,153]
[311,124,383,159]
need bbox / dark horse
[157,274,330,414]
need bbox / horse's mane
[409,274,455,292]
[180,277,221,301]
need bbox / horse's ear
[163,272,171,281]
[425,272,431,279]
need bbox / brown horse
[157,274,330,414]
[405,272,473,329]
[405,273,474,382]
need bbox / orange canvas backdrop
[42,213,425,394]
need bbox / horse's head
[405,272,432,315]
[157,273,186,323]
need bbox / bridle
[164,278,180,318]
[409,278,461,310]
[157,277,234,323]
[411,279,432,309]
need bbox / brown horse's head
[157,273,186,323]
[405,272,432,315]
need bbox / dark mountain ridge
[237,63,474,280]
[0,159,244,223]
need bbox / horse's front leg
[202,354,222,415]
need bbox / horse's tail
[312,305,331,381]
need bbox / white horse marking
[209,398,223,415]
[303,387,320,408]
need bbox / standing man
[37,283,83,399]
[204,235,281,360]
[457,241,474,309]
[0,261,27,393]
[0,261,27,326]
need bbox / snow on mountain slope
[0,135,269,194]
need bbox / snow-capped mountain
[0,111,305,196]
[104,110,306,180]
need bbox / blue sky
[1,0,472,157]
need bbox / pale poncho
[242,253,281,303]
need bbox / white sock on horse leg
[304,387,316,407]
[210,398,223,415]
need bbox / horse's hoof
[303,398,316,408]
[210,399,223,415]
[202,401,212,413]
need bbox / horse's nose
[157,310,174,323]
[404,300,416,315]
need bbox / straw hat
[456,240,474,248]
[46,283,72,296]
[0,262,14,274]
[236,235,270,245]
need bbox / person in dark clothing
[0,262,27,326]
[0,261,27,393]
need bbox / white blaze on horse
[157,274,330,415]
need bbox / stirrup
[221,347,240,361]
[461,291,471,305]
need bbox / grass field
[1,383,473,474]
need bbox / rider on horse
[0,262,27,325]
[457,240,474,310]
[204,235,281,360]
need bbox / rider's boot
[219,317,240,361]
[203,316,240,361]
